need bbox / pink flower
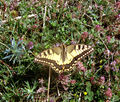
[107,82,111,87]
[110,61,116,66]
[104,65,110,73]
[104,50,111,56]
[106,36,111,43]
[99,76,105,85]
[32,25,38,29]
[105,88,112,98]
[90,77,96,85]
[70,80,76,84]
[62,85,68,91]
[54,43,60,47]
[76,61,86,72]
[38,78,44,84]
[81,32,88,40]
[116,2,120,9]
[50,99,54,102]
[71,40,76,45]
[27,41,34,49]
[100,5,103,10]
[95,3,98,9]
[58,74,70,90]
[10,0,19,10]
[95,25,101,31]
[37,87,46,93]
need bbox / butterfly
[34,44,94,73]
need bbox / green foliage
[21,81,38,100]
[84,82,94,101]
[0,0,120,101]
[3,38,25,64]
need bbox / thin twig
[43,2,47,28]
[56,82,60,96]
[47,67,51,101]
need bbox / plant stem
[47,67,51,100]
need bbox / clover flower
[27,41,34,49]
[105,88,112,98]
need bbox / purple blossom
[111,67,119,72]
[50,99,54,102]
[111,67,116,71]
[110,61,116,66]
[71,40,76,45]
[10,0,19,10]
[54,43,60,47]
[27,41,34,49]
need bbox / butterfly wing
[62,44,94,72]
[35,44,94,73]
[34,46,64,73]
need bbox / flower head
[36,87,46,93]
[76,61,86,72]
[58,74,70,90]
[104,49,111,56]
[106,36,111,43]
[81,32,88,41]
[105,88,112,98]
[99,76,105,85]
[84,92,87,95]
[70,80,76,84]
[104,65,110,73]
[27,41,34,49]
[95,25,101,31]
[38,78,44,84]
[110,61,116,66]
[32,25,38,29]
[90,77,96,85]
[116,1,120,9]
[71,40,76,45]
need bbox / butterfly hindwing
[62,44,93,72]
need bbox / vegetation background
[0,0,120,102]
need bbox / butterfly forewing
[34,46,64,73]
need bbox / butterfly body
[35,44,94,73]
